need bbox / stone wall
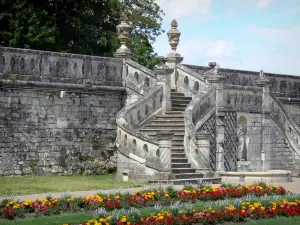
[0,88,125,176]
[236,112,296,172]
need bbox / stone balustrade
[116,85,163,177]
[175,64,206,96]
[269,94,300,169]
[0,47,123,86]
[184,86,216,169]
[221,85,263,112]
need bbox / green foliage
[0,0,164,69]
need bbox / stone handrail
[116,85,163,170]
[0,47,123,86]
[184,85,216,168]
[175,64,206,96]
[269,93,300,158]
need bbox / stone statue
[213,64,220,75]
[259,69,265,79]
[237,127,247,161]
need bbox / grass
[0,213,93,225]
[0,174,142,196]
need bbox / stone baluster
[157,132,174,172]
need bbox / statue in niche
[237,127,247,161]
[237,116,248,161]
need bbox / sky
[153,0,300,75]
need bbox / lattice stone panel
[198,114,216,171]
[224,111,238,171]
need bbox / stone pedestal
[237,161,251,172]
[195,133,211,168]
[254,71,272,171]
[157,132,174,172]
[155,69,173,113]
[165,53,183,69]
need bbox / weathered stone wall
[280,99,300,127]
[0,88,125,176]
[236,112,296,172]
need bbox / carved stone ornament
[115,14,132,57]
[259,69,265,79]
[167,20,181,53]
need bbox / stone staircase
[139,90,221,184]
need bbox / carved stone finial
[114,16,132,58]
[167,19,181,53]
[208,62,217,69]
[259,69,265,79]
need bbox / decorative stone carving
[167,20,181,53]
[165,20,183,68]
[259,69,265,79]
[114,14,132,58]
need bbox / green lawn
[0,213,93,225]
[0,174,141,196]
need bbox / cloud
[179,38,236,62]
[257,0,274,8]
[159,0,213,19]
[249,25,300,49]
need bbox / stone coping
[184,64,300,79]
[220,170,292,176]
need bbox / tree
[0,0,164,68]
[121,0,165,69]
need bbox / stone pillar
[157,132,174,172]
[206,62,226,171]
[165,20,183,69]
[215,114,225,171]
[114,14,132,59]
[254,70,271,171]
[155,69,173,113]
[195,133,211,168]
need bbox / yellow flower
[120,216,127,223]
[158,216,164,220]
[261,207,265,210]
[115,195,120,199]
[165,193,169,198]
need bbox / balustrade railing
[0,47,123,86]
[116,85,163,171]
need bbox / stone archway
[237,116,247,161]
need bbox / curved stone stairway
[139,90,221,184]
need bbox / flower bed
[80,195,300,225]
[0,184,286,220]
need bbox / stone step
[171,158,188,163]
[172,137,184,141]
[156,114,184,119]
[144,124,184,129]
[149,177,222,185]
[171,96,192,101]
[151,119,184,123]
[147,132,184,137]
[171,163,191,168]
[140,128,185,132]
[170,92,185,97]
[171,153,186,157]
[165,111,184,114]
[172,143,184,147]
[174,173,204,179]
[172,140,184,145]
[172,103,190,108]
[171,99,191,105]
[172,168,196,174]
[172,107,186,111]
